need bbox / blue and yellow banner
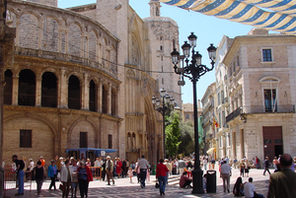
[160,0,296,33]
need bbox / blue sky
[58,0,253,104]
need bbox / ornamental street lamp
[171,32,217,194]
[152,88,175,159]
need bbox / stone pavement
[4,168,271,197]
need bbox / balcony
[226,105,295,123]
[226,107,242,123]
[248,105,295,114]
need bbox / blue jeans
[17,170,24,194]
[158,176,167,194]
[140,169,147,187]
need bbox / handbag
[155,182,160,188]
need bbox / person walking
[239,160,245,177]
[263,157,271,175]
[105,156,115,185]
[137,155,150,188]
[245,160,250,177]
[48,160,57,190]
[77,161,93,198]
[60,160,71,198]
[220,160,232,193]
[12,155,25,196]
[267,153,296,198]
[101,158,106,181]
[116,158,122,178]
[34,161,45,195]
[70,159,78,198]
[156,159,169,196]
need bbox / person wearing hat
[105,156,115,185]
[78,161,93,198]
[48,160,57,190]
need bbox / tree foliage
[178,121,194,156]
[165,111,181,158]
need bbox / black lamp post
[171,32,216,194]
[152,88,175,159]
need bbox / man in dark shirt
[267,153,296,198]
[12,155,25,196]
[263,156,271,175]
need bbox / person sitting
[179,172,192,188]
[233,176,244,197]
[244,177,264,198]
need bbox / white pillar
[58,69,67,108]
[35,76,41,106]
[97,80,102,112]
[12,74,19,105]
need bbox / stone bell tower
[149,0,161,17]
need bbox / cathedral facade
[3,0,180,165]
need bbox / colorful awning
[160,0,296,34]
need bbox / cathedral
[2,0,181,165]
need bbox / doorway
[263,126,283,159]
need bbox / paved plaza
[4,168,271,198]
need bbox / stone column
[97,80,102,112]
[58,69,67,108]
[35,75,42,106]
[81,74,89,110]
[108,83,112,114]
[12,74,19,105]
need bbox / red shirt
[156,163,169,177]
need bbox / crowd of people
[8,153,296,197]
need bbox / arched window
[89,80,97,112]
[42,72,57,107]
[111,88,117,116]
[18,69,36,106]
[68,75,81,109]
[4,70,13,105]
[102,85,108,114]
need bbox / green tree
[178,121,194,156]
[165,111,181,158]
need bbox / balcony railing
[226,107,242,123]
[226,105,295,123]
[248,105,295,113]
